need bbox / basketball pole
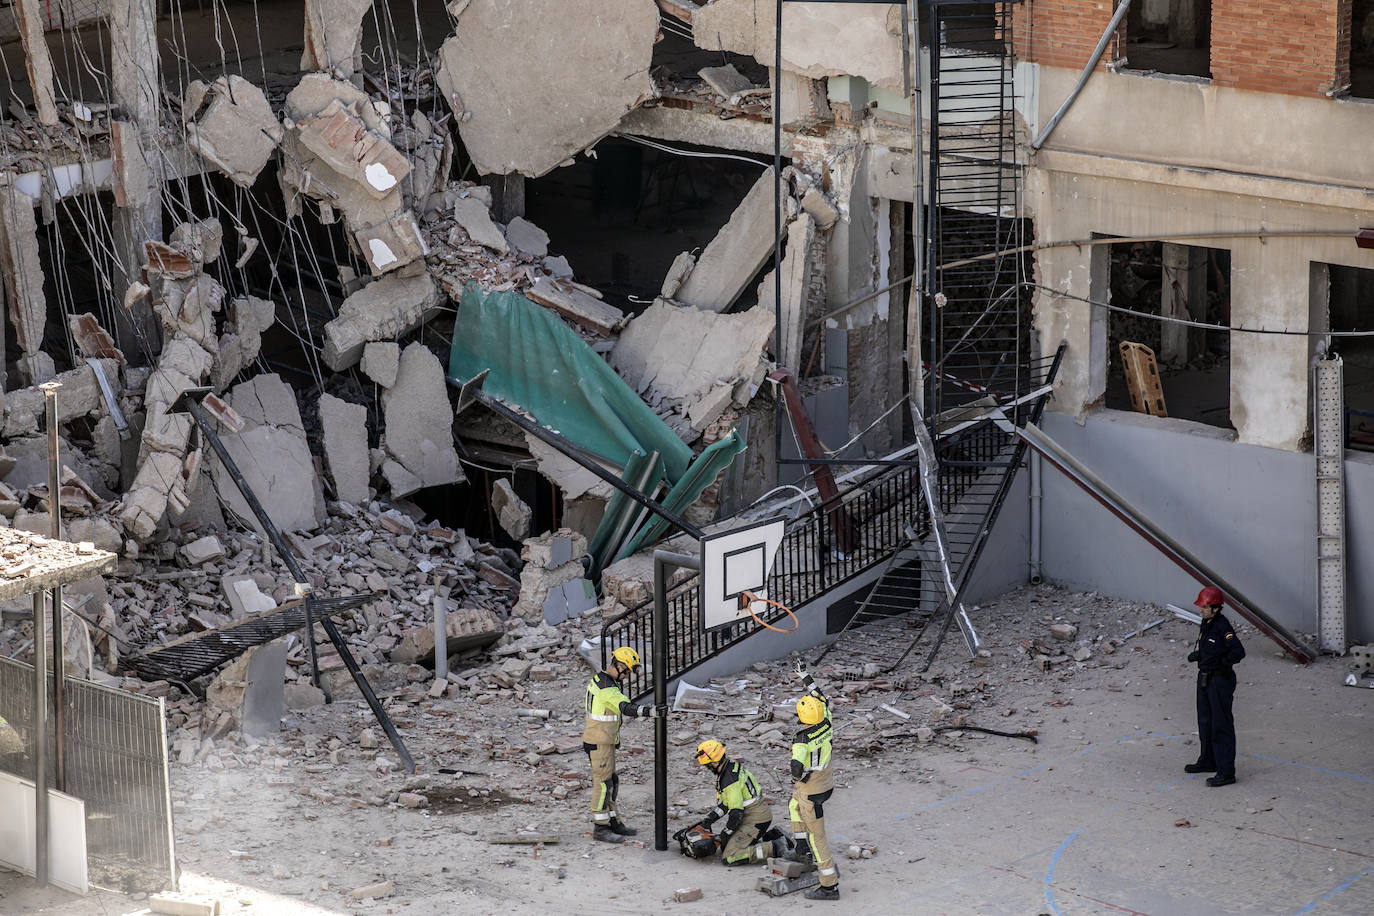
[652,548,699,852]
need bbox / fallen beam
[1003,417,1314,664]
[488,834,560,845]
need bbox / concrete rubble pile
[0,0,865,754]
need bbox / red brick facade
[1210,0,1351,97]
[1014,0,1354,98]
[1012,0,1124,72]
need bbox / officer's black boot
[592,825,623,843]
[805,884,840,901]
[1184,760,1217,774]
[607,818,638,836]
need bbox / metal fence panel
[0,656,177,892]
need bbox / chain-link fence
[0,656,177,892]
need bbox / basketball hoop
[739,590,799,634]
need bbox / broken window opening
[1103,238,1231,430]
[1315,262,1374,450]
[1351,0,1374,99]
[1125,0,1212,79]
[525,137,771,315]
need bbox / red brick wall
[1013,0,1126,72]
[1211,0,1351,97]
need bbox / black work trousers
[1196,670,1237,778]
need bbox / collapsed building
[0,0,1372,894]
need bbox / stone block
[382,342,462,489]
[319,393,370,504]
[361,341,400,388]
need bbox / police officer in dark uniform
[1184,586,1246,787]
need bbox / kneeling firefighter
[677,739,790,865]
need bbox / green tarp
[449,285,694,480]
[449,285,748,562]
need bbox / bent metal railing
[600,348,1064,701]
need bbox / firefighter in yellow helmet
[685,740,790,865]
[582,646,662,843]
[787,662,839,899]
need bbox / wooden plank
[488,834,560,845]
[1118,341,1167,417]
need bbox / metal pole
[906,0,925,423]
[773,0,784,472]
[171,391,417,772]
[41,382,64,792]
[433,596,448,681]
[32,590,48,888]
[652,549,698,852]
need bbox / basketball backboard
[700,520,786,631]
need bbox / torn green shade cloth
[615,430,746,561]
[588,450,666,571]
[448,285,694,480]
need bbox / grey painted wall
[1037,409,1373,645]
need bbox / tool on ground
[673,825,719,859]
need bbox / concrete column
[110,0,162,363]
[483,174,526,223]
[1228,239,1309,450]
[1160,242,1206,365]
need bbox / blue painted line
[1294,866,1373,915]
[1248,754,1372,784]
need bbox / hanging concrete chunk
[184,75,284,187]
[491,478,532,540]
[0,187,47,376]
[319,393,370,505]
[435,0,659,177]
[322,266,442,371]
[698,63,757,97]
[213,296,277,391]
[673,168,786,313]
[296,99,413,200]
[382,343,463,489]
[302,0,374,76]
[353,209,427,275]
[693,0,906,91]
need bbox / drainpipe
[1031,0,1134,150]
[1029,450,1044,584]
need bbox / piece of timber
[488,834,560,845]
[769,368,858,553]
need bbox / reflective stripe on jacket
[582,671,630,746]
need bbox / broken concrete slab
[451,195,509,253]
[322,266,443,371]
[380,459,423,498]
[319,393,370,504]
[224,373,307,433]
[0,187,47,369]
[381,343,463,489]
[212,296,277,392]
[184,75,284,187]
[611,298,774,431]
[699,63,757,97]
[525,277,625,336]
[673,168,785,312]
[297,99,413,200]
[504,217,550,258]
[302,0,373,76]
[800,186,839,229]
[660,251,695,299]
[179,535,224,566]
[222,574,277,619]
[1,359,121,437]
[68,313,125,364]
[435,0,659,177]
[491,479,532,540]
[693,0,906,91]
[361,342,400,388]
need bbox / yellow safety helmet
[611,646,642,671]
[695,739,726,766]
[796,695,826,725]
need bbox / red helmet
[1194,586,1224,608]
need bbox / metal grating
[127,593,376,683]
[0,657,176,892]
[1313,356,1346,652]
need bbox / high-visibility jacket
[582,671,632,746]
[790,695,834,793]
[702,760,763,835]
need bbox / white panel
[0,771,89,895]
[700,520,786,631]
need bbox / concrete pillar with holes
[1160,243,1207,365]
